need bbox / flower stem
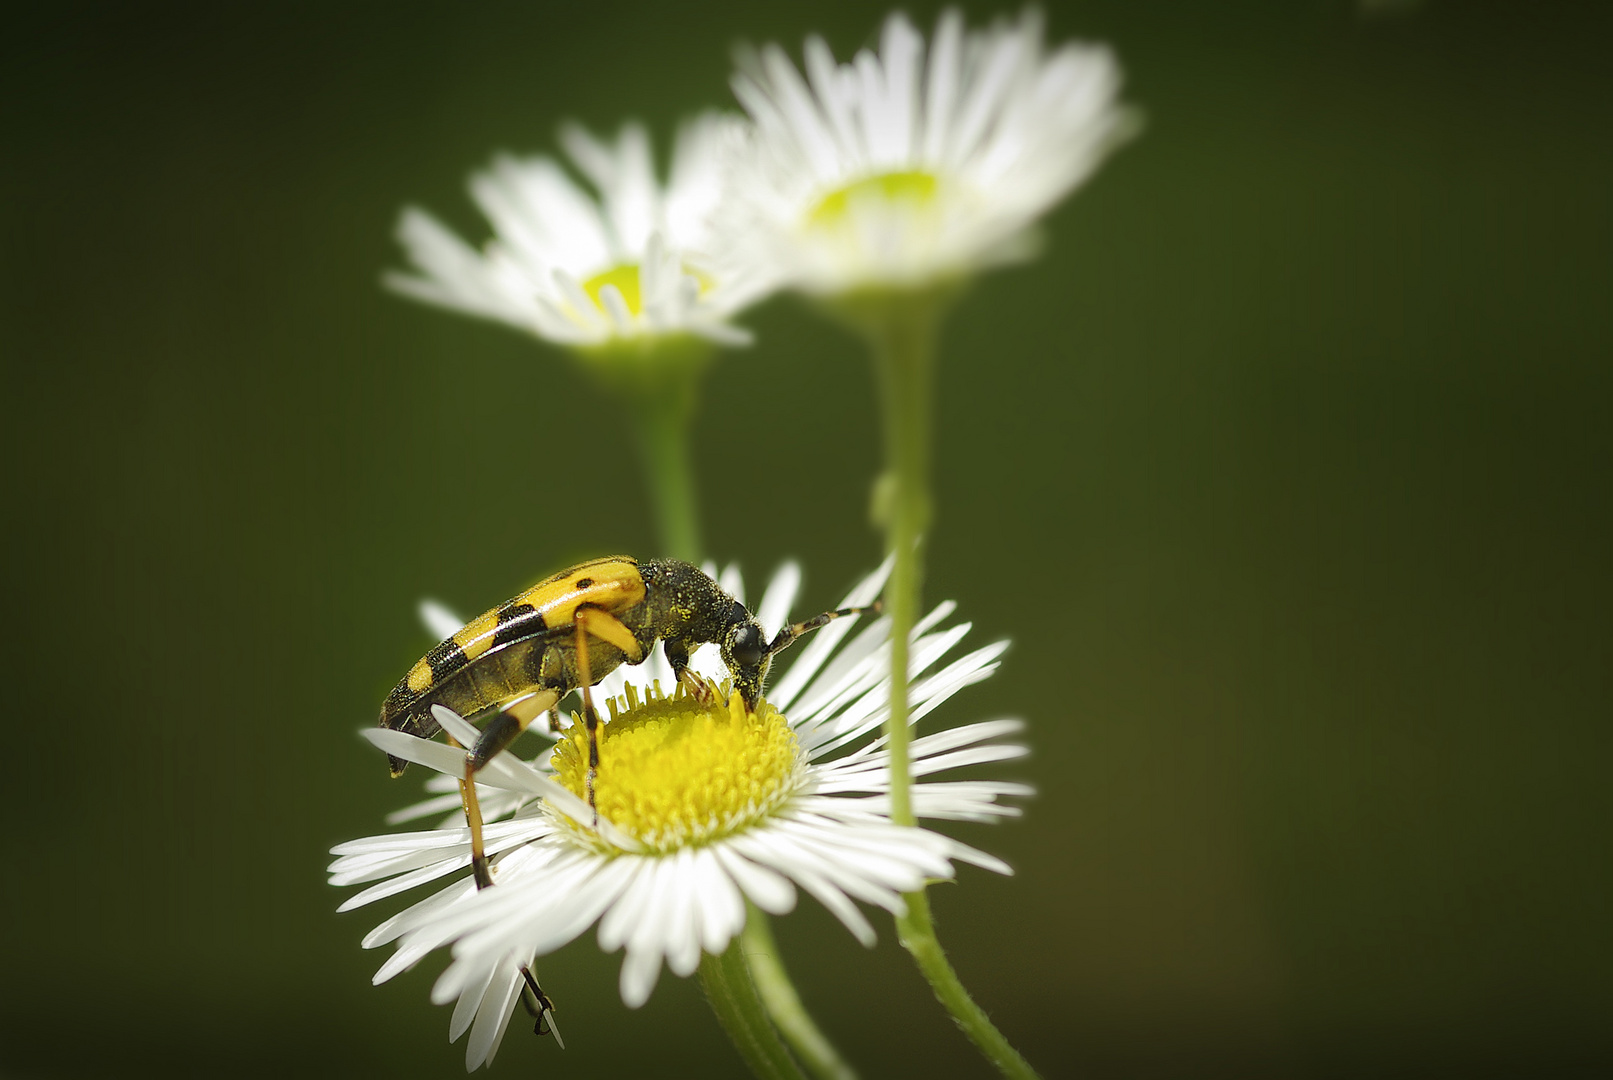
[743,905,859,1080]
[865,292,938,830]
[861,290,1041,1080]
[587,337,709,564]
[630,383,702,564]
[897,890,1040,1080]
[699,942,809,1080]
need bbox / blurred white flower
[717,8,1136,294]
[331,562,1030,1070]
[388,114,763,347]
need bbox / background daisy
[389,112,762,346]
[717,9,1135,293]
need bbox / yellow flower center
[579,262,717,320]
[582,263,643,316]
[806,170,941,229]
[551,681,804,853]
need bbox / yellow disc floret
[552,681,804,853]
[806,170,941,230]
[582,263,644,316]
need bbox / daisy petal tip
[419,598,466,638]
[431,704,480,745]
[373,951,416,986]
[544,1009,566,1050]
[429,973,463,1008]
[336,894,373,915]
[618,953,662,1009]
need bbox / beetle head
[723,619,772,708]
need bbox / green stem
[630,385,702,564]
[699,942,809,1080]
[897,891,1040,1080]
[866,293,938,829]
[862,291,1041,1080]
[586,337,709,564]
[743,906,859,1080]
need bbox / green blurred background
[4,1,1609,1076]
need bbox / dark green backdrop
[4,1,1609,1076]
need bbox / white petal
[362,727,467,776]
[466,954,522,1069]
[728,831,880,945]
[597,857,660,951]
[598,283,634,333]
[716,562,745,604]
[418,598,466,639]
[362,877,476,950]
[754,561,801,639]
[712,844,797,915]
[450,960,496,1042]
[336,856,467,911]
[663,850,704,978]
[692,847,746,955]
[624,856,681,972]
[619,944,663,1009]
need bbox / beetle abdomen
[379,637,547,776]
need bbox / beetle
[378,557,873,847]
[374,555,875,1043]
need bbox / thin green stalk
[630,386,702,564]
[862,291,1042,1080]
[866,293,938,830]
[897,890,1039,1080]
[743,905,859,1080]
[699,942,809,1080]
[587,336,709,564]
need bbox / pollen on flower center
[805,170,941,229]
[582,263,644,315]
[551,682,803,852]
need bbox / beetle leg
[682,669,715,702]
[664,639,690,682]
[573,606,644,662]
[664,639,712,702]
[569,606,643,827]
[459,758,495,890]
[440,730,495,890]
[571,609,596,831]
[468,689,561,772]
[458,690,561,887]
[458,704,564,1038]
[519,965,560,1039]
[573,613,601,826]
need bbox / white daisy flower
[718,8,1136,294]
[388,112,763,348]
[331,562,1030,1070]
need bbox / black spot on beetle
[494,602,538,647]
[426,639,469,684]
[574,577,594,589]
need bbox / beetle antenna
[765,600,882,658]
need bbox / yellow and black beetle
[375,556,873,1041]
[379,556,871,783]
[378,556,871,840]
